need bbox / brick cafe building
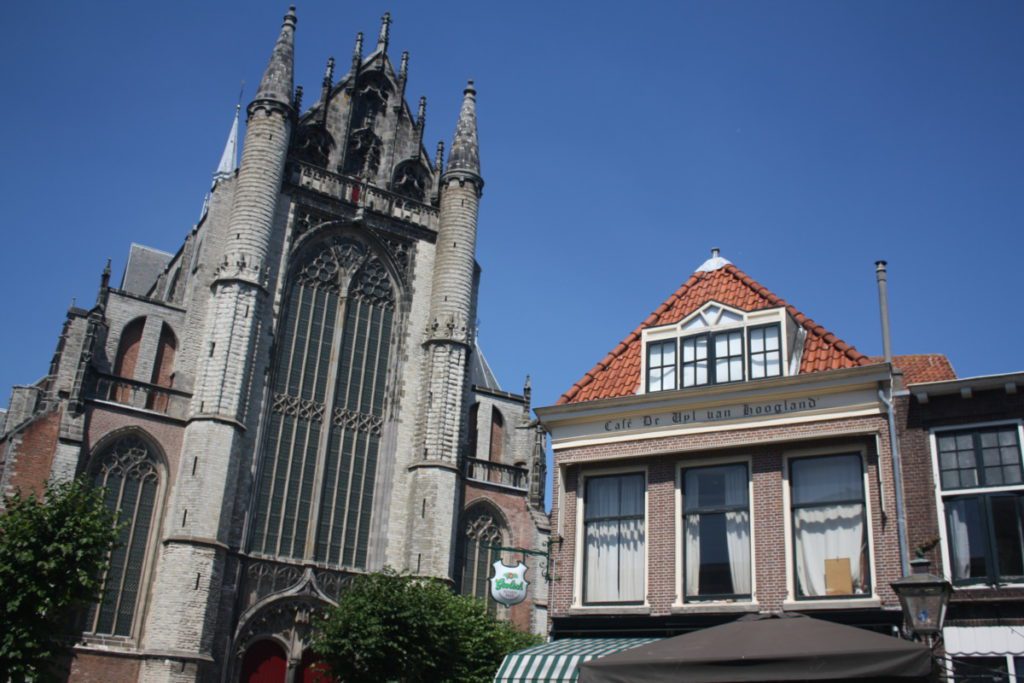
[535,251,960,648]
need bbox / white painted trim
[637,306,790,397]
[781,445,877,603]
[673,454,757,608]
[929,419,1024,585]
[551,406,882,451]
[572,465,650,609]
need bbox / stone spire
[376,12,391,53]
[415,96,427,147]
[445,81,481,184]
[254,6,297,106]
[213,105,240,182]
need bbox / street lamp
[890,557,952,644]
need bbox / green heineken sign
[490,560,529,607]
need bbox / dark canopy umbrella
[577,614,932,683]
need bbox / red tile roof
[558,264,871,405]
[868,354,956,384]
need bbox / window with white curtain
[583,473,645,604]
[790,454,869,598]
[938,425,1024,586]
[683,463,751,601]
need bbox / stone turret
[140,9,297,681]
[408,82,483,579]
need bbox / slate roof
[558,263,871,405]
[122,244,172,297]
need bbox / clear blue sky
[1,1,1022,419]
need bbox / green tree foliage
[0,479,119,682]
[312,568,541,683]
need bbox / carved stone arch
[463,498,512,540]
[230,572,337,683]
[292,121,335,168]
[86,425,169,477]
[390,158,433,202]
[289,221,409,302]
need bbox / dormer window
[641,303,796,394]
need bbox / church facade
[0,9,548,682]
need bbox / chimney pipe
[875,260,893,363]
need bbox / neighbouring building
[0,9,547,682]
[536,250,954,644]
[899,370,1024,680]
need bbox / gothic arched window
[460,506,506,614]
[250,237,397,569]
[86,434,161,637]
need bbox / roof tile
[558,264,871,405]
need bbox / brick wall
[550,415,903,617]
[0,405,61,503]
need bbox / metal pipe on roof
[876,260,910,577]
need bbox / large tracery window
[250,237,397,570]
[460,507,506,614]
[86,434,161,637]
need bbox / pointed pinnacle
[293,85,303,112]
[416,96,426,127]
[377,12,391,52]
[254,6,297,106]
[399,51,409,81]
[351,31,364,77]
[434,140,444,173]
[323,56,335,89]
[445,80,480,180]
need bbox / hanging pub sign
[490,560,529,607]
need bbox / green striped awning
[494,637,660,682]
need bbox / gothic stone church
[0,9,549,682]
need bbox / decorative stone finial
[399,51,409,81]
[323,56,335,89]
[377,12,391,52]
[434,140,444,173]
[293,85,303,112]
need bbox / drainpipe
[876,260,910,577]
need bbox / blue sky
[1,0,1022,420]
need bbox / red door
[240,640,287,683]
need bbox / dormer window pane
[682,335,709,387]
[748,325,782,379]
[647,339,677,392]
[713,331,744,383]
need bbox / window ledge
[783,597,880,611]
[671,601,759,615]
[567,605,651,616]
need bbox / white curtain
[585,476,644,603]
[684,465,750,597]
[794,504,865,596]
[724,464,751,594]
[948,501,972,580]
[792,455,866,597]
[685,515,701,596]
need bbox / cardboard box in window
[825,558,852,595]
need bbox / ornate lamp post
[890,557,952,648]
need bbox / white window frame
[673,455,757,608]
[638,303,790,395]
[573,465,649,608]
[781,444,878,608]
[930,419,1024,589]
